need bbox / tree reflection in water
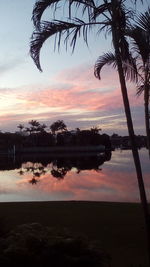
[29,177,39,185]
[51,167,71,180]
[16,152,112,185]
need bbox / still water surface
[0,148,149,202]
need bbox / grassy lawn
[0,201,148,267]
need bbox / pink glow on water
[0,149,149,203]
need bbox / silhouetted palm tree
[29,177,39,185]
[127,8,150,157]
[28,120,40,134]
[38,123,47,133]
[51,167,68,179]
[30,0,150,259]
[50,120,67,135]
[90,126,101,133]
[17,124,24,132]
[94,8,150,157]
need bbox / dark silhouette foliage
[0,223,111,267]
[50,120,67,135]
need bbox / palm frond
[136,79,150,98]
[136,7,150,33]
[133,0,143,4]
[94,52,116,79]
[32,0,97,29]
[122,55,138,83]
[94,51,138,82]
[69,0,95,7]
[30,20,81,71]
[30,19,103,71]
[69,0,94,22]
[127,26,150,65]
[32,0,59,29]
[136,84,145,96]
[91,2,111,21]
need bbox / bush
[0,223,111,267]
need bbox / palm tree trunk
[144,84,150,158]
[116,39,150,267]
[111,0,150,262]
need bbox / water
[0,148,149,202]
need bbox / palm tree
[90,126,101,133]
[50,120,67,135]
[127,9,150,157]
[17,124,24,132]
[28,120,40,134]
[94,8,150,157]
[96,1,150,255]
[38,123,47,133]
[30,0,150,259]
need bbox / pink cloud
[22,64,143,114]
[0,64,144,133]
[26,84,142,114]
[53,64,119,90]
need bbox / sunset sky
[0,0,149,135]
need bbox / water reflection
[0,149,149,202]
[18,152,111,184]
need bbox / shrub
[0,223,111,267]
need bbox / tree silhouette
[51,167,68,179]
[28,120,40,134]
[90,126,101,134]
[50,120,67,135]
[17,124,24,132]
[94,8,150,157]
[38,123,47,133]
[29,177,39,185]
[30,0,150,260]
[127,9,150,157]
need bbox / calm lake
[0,148,149,202]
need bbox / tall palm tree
[127,8,150,157]
[94,8,150,157]
[107,2,150,257]
[30,0,150,259]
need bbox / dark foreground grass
[0,201,149,267]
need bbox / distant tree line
[17,119,67,135]
[0,120,112,150]
[111,133,147,149]
[0,119,147,151]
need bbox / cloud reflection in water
[0,149,149,202]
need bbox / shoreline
[0,199,143,203]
